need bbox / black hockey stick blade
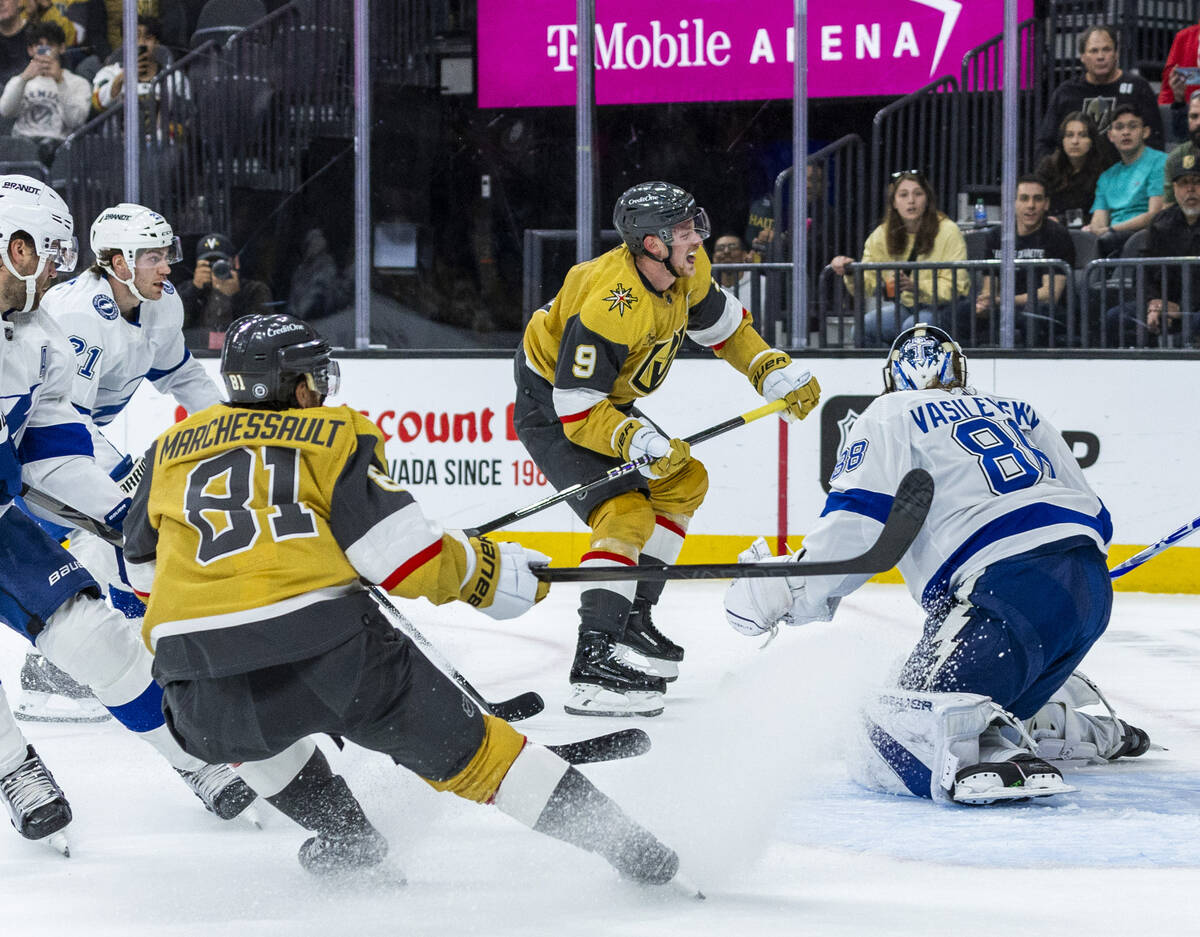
[533,468,935,583]
[465,398,787,538]
[547,728,652,765]
[488,691,546,722]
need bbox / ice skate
[13,653,110,724]
[952,753,1076,804]
[299,825,396,882]
[0,745,73,843]
[566,631,666,717]
[1025,671,1153,766]
[616,596,684,681]
[176,763,259,821]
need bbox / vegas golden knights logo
[630,325,686,394]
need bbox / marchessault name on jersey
[157,409,348,462]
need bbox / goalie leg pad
[1024,671,1150,765]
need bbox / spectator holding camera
[0,21,89,161]
[90,15,183,113]
[179,232,272,348]
[0,1,77,85]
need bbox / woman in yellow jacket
[831,170,970,346]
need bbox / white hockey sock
[139,724,205,772]
[235,738,318,798]
[492,742,570,829]
[0,689,30,777]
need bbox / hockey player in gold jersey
[516,181,821,716]
[122,313,684,885]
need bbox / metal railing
[960,18,1044,188]
[869,76,960,218]
[54,40,224,247]
[816,259,1078,349]
[1080,256,1200,348]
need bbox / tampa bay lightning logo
[162,280,175,295]
[92,294,118,319]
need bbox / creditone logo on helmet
[92,294,118,319]
[266,322,307,337]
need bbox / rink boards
[105,355,1199,594]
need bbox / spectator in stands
[288,226,351,322]
[179,232,272,349]
[1035,25,1163,162]
[745,193,773,262]
[974,175,1075,345]
[1084,104,1166,256]
[1163,90,1200,207]
[0,20,89,161]
[1105,157,1200,347]
[103,0,185,57]
[1159,16,1200,144]
[1035,111,1109,226]
[1,3,78,85]
[830,170,969,346]
[90,14,180,113]
[711,232,762,309]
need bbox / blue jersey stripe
[820,487,894,524]
[146,348,191,382]
[921,501,1113,609]
[17,422,94,462]
[2,390,35,436]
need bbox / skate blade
[954,781,1077,805]
[45,831,71,857]
[669,871,706,900]
[313,861,407,890]
[14,692,111,724]
[239,804,264,829]
[614,646,679,681]
[564,684,664,718]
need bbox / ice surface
[1,583,1194,936]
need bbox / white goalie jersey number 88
[810,388,1110,613]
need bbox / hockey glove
[469,538,551,620]
[615,420,691,479]
[109,454,147,496]
[749,350,821,422]
[724,537,802,635]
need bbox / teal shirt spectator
[1091,147,1169,224]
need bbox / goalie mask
[882,323,971,394]
[221,313,340,407]
[0,175,77,319]
[613,181,711,261]
[90,203,182,304]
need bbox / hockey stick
[531,467,935,583]
[19,486,124,545]
[1108,514,1200,579]
[367,585,546,722]
[546,728,651,765]
[464,398,788,537]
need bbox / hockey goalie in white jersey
[724,324,1150,805]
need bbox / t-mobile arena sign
[477,0,1033,106]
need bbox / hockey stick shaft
[367,585,545,721]
[464,398,787,538]
[532,467,934,583]
[1108,514,1200,579]
[20,486,124,545]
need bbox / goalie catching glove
[749,350,821,422]
[723,537,840,635]
[614,419,690,479]
[464,538,551,620]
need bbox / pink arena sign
[478,0,1033,107]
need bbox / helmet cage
[883,323,969,393]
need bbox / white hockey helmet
[0,174,78,316]
[90,202,181,303]
[882,323,971,394]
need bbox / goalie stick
[532,467,935,584]
[1108,514,1200,579]
[465,398,787,537]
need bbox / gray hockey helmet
[221,313,340,406]
[613,181,710,255]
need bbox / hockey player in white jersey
[0,177,257,850]
[13,202,223,723]
[724,323,1149,805]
